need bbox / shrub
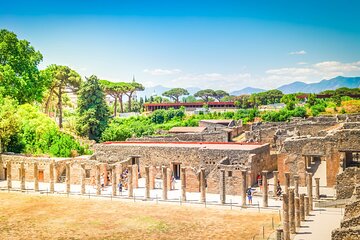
[261,107,306,122]
[7,104,87,157]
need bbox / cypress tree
[76,75,110,142]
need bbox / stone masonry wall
[94,143,272,194]
[279,128,360,187]
[127,131,229,142]
[332,226,360,240]
[332,184,360,240]
[336,167,360,200]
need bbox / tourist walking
[247,187,253,205]
[118,182,123,194]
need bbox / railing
[0,186,281,213]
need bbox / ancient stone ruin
[1,114,360,239]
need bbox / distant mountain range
[230,87,266,95]
[138,76,360,98]
[276,76,360,94]
[230,76,360,95]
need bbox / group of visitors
[117,168,130,193]
[245,173,283,205]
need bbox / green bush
[310,103,326,116]
[261,107,306,122]
[7,104,88,157]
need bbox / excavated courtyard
[0,192,279,240]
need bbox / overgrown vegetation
[101,108,259,141]
[262,107,306,122]
[3,102,90,157]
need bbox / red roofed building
[143,102,236,111]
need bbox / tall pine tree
[76,75,110,142]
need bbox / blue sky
[1,0,360,91]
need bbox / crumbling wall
[127,131,229,142]
[245,116,343,150]
[279,128,360,187]
[336,167,360,200]
[94,143,271,194]
[332,184,360,240]
[332,226,360,240]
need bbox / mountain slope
[230,87,266,95]
[277,76,360,94]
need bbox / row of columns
[284,172,320,201]
[281,172,319,240]
[4,160,265,206]
[5,161,97,195]
[282,189,312,240]
[220,169,269,207]
[7,161,325,213]
[5,160,56,193]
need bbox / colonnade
[3,161,322,222]
[281,172,318,240]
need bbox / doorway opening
[38,170,44,182]
[173,163,181,180]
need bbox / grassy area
[0,192,279,240]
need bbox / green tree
[100,80,135,114]
[76,75,110,142]
[234,95,252,108]
[7,103,88,157]
[42,65,82,128]
[124,78,145,112]
[162,88,189,102]
[0,97,20,152]
[182,95,198,103]
[214,90,229,101]
[194,89,216,102]
[281,94,298,110]
[253,89,283,106]
[306,94,317,106]
[0,29,49,103]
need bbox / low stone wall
[332,226,360,240]
[341,214,360,228]
[344,199,360,220]
[332,184,360,240]
[343,122,360,129]
[336,167,360,200]
[127,131,229,142]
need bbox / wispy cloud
[265,60,360,86]
[141,60,360,91]
[143,68,182,76]
[289,50,307,55]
